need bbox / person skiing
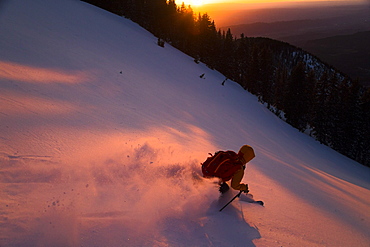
[201,145,255,194]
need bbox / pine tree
[311,71,329,144]
[284,61,308,131]
[219,28,235,79]
[247,43,262,95]
[174,3,195,54]
[357,88,370,166]
[273,65,288,117]
[333,79,362,159]
[259,47,274,107]
[305,69,316,127]
[234,33,250,89]
[195,13,218,66]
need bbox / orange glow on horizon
[176,0,205,7]
[176,0,366,7]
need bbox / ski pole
[219,190,243,212]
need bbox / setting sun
[192,0,204,6]
[175,0,205,7]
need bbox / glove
[243,184,249,194]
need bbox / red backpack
[201,151,243,182]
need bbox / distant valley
[302,31,370,87]
[214,3,370,87]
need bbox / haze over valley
[195,1,370,86]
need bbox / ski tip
[255,201,264,206]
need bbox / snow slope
[0,0,369,246]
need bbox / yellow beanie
[238,145,255,164]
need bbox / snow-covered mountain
[0,0,369,246]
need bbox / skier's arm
[230,168,248,191]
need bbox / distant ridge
[303,31,370,87]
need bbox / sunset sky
[176,0,368,7]
[175,0,369,30]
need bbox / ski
[240,194,264,206]
[251,200,264,206]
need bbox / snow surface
[0,0,369,246]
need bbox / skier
[201,145,255,194]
